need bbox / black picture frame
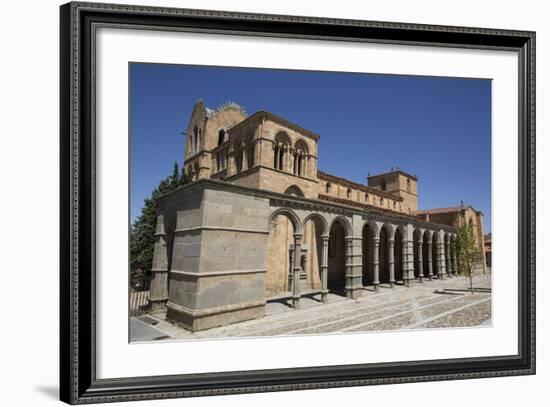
[60,1,536,404]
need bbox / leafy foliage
[454,223,481,293]
[130,162,191,287]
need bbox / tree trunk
[468,262,474,294]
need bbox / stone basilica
[147,100,487,332]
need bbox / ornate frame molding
[60,2,535,404]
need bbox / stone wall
[163,183,270,331]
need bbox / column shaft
[373,239,380,292]
[320,236,329,303]
[427,241,433,280]
[388,239,395,288]
[417,241,424,282]
[292,234,302,308]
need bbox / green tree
[454,223,481,294]
[130,162,191,288]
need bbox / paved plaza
[130,273,492,342]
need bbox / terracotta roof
[367,169,418,181]
[413,206,463,215]
[318,194,416,219]
[317,170,403,201]
[228,110,320,140]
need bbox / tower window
[326,183,332,194]
[218,129,226,146]
[381,179,387,191]
[347,188,351,199]
[407,178,411,192]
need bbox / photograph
[129,63,493,342]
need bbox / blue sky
[130,63,492,232]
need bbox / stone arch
[268,208,302,235]
[294,139,309,176]
[273,132,291,171]
[379,225,391,284]
[394,226,404,283]
[328,219,347,293]
[302,213,329,237]
[266,208,302,297]
[363,220,380,239]
[329,215,352,238]
[294,138,309,154]
[284,185,305,197]
[301,213,328,291]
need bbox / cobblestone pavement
[130,274,492,342]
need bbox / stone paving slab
[129,273,492,342]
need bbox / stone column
[402,238,410,287]
[345,236,363,299]
[445,240,452,278]
[407,239,416,286]
[148,215,169,313]
[438,240,447,280]
[427,240,433,280]
[287,148,293,173]
[320,235,329,303]
[288,245,294,291]
[417,241,424,282]
[388,239,395,288]
[292,233,303,308]
[373,238,380,292]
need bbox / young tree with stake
[454,223,481,294]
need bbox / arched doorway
[302,214,326,291]
[432,232,440,278]
[413,229,421,279]
[379,226,390,284]
[394,228,403,283]
[328,220,346,293]
[266,211,297,297]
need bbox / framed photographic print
[60,1,535,404]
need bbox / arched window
[393,201,397,209]
[274,132,290,171]
[380,197,384,206]
[218,129,226,146]
[236,145,244,173]
[380,179,387,191]
[326,183,332,194]
[247,140,255,169]
[284,185,305,197]
[406,178,411,192]
[294,139,309,177]
[365,192,369,202]
[347,188,352,199]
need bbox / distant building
[414,206,487,273]
[147,100,486,331]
